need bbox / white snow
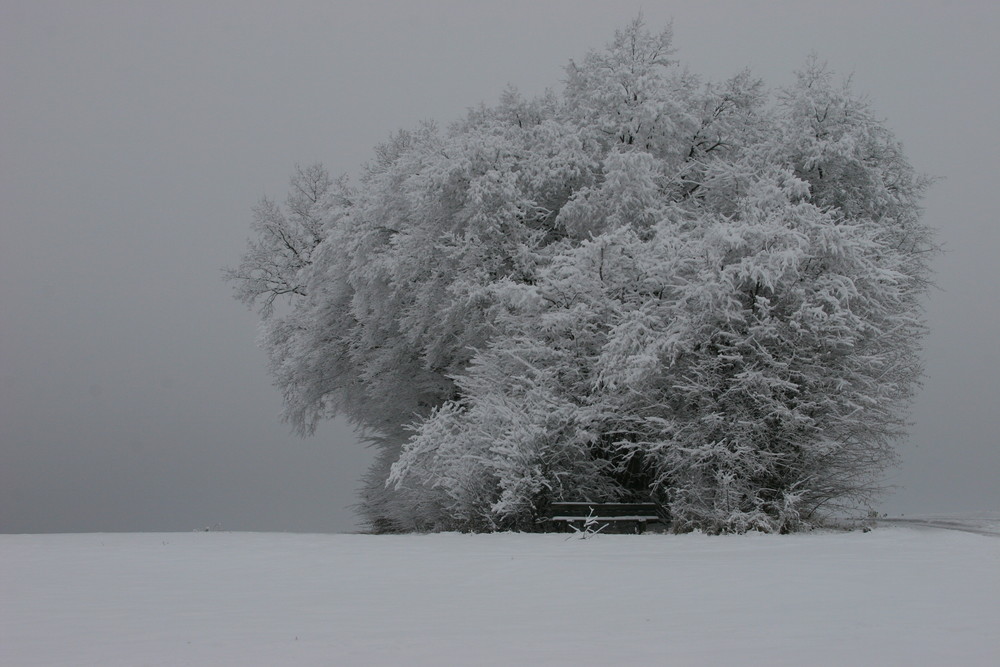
[3,525,998,666]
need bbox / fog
[2,1,997,533]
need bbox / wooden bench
[547,502,662,534]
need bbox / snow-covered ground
[3,521,998,666]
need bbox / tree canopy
[228,19,934,533]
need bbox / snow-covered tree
[228,20,934,533]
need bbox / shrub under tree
[227,19,934,534]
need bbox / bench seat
[547,502,662,533]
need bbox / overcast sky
[2,0,997,533]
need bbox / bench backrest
[548,502,660,519]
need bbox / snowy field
[3,521,998,666]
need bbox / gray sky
[2,0,997,533]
